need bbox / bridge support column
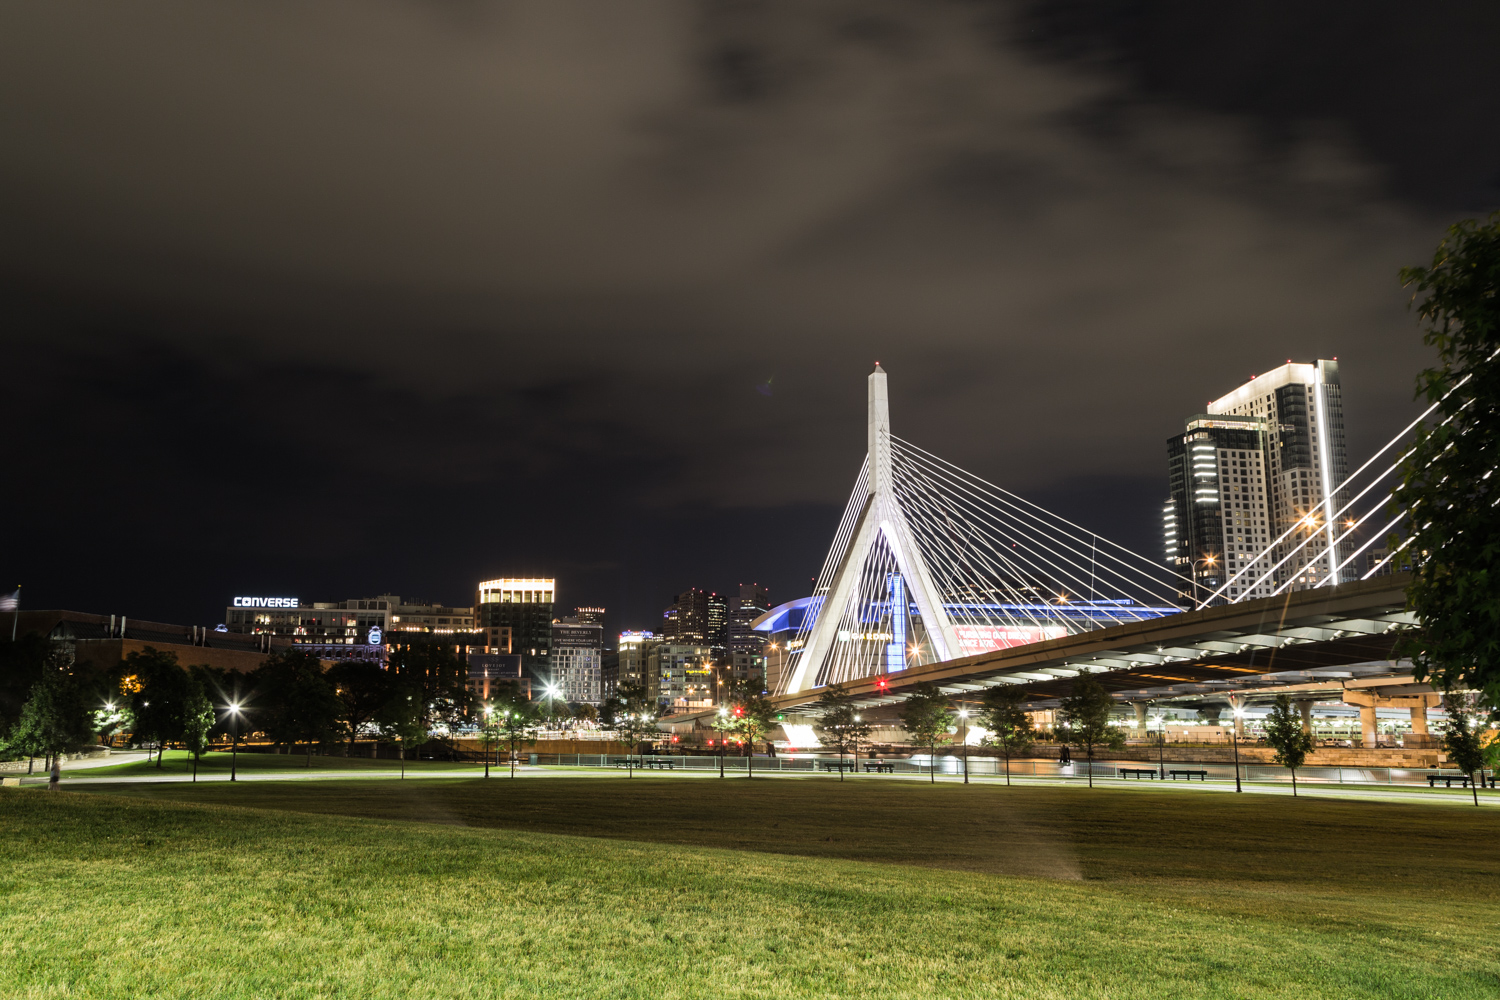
[1358,704,1378,747]
[1410,703,1429,736]
[1296,700,1313,736]
[1134,702,1148,730]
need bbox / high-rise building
[727,583,770,686]
[1165,360,1352,603]
[651,643,714,711]
[551,618,603,705]
[574,606,606,627]
[475,578,555,691]
[1165,416,1273,603]
[617,631,661,696]
[661,588,727,657]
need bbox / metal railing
[518,753,1491,788]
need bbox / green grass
[2,778,1496,999]
[71,748,479,778]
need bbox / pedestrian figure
[1059,745,1072,766]
[49,757,61,791]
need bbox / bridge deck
[663,575,1413,726]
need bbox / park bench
[820,760,858,772]
[1118,768,1157,779]
[863,761,895,773]
[1169,769,1208,781]
[1426,772,1495,788]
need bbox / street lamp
[482,705,493,779]
[958,709,969,785]
[1231,706,1244,793]
[544,684,562,730]
[853,714,863,773]
[717,707,728,778]
[1152,714,1166,780]
[227,703,243,782]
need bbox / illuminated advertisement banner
[232,596,300,608]
[953,625,1067,657]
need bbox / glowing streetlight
[227,702,244,782]
[958,709,970,784]
[1231,705,1245,793]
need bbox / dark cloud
[2,1,1495,630]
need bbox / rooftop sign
[233,596,300,608]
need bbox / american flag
[0,589,19,612]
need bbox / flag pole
[9,585,19,642]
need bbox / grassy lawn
[69,749,479,778]
[2,779,1496,998]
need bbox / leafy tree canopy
[1396,213,1500,710]
[252,648,341,752]
[6,656,94,759]
[898,682,952,750]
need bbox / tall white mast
[784,365,960,693]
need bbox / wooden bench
[863,761,895,773]
[820,760,857,772]
[1169,769,1208,781]
[1119,768,1157,779]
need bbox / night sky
[4,2,1498,635]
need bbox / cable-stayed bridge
[666,364,1437,728]
[658,364,1458,749]
[778,365,1186,695]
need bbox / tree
[599,693,626,729]
[7,659,93,766]
[709,705,738,777]
[387,641,472,733]
[181,676,215,782]
[123,647,191,767]
[1263,695,1315,797]
[1441,695,1490,807]
[489,682,537,778]
[1395,213,1500,711]
[979,686,1035,786]
[0,633,53,737]
[899,682,953,784]
[1056,677,1126,788]
[812,682,869,782]
[376,685,429,779]
[611,680,656,777]
[730,687,778,779]
[253,649,342,764]
[326,660,392,755]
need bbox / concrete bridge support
[1296,699,1313,736]
[1342,690,1441,747]
[1410,702,1429,735]
[1134,702,1148,729]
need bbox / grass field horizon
[4,777,1497,997]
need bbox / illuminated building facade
[223,594,389,661]
[1166,360,1352,602]
[476,578,555,689]
[551,618,603,705]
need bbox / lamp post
[1153,714,1166,780]
[958,709,969,785]
[544,684,562,732]
[227,703,243,782]
[853,714,862,774]
[483,705,493,779]
[1231,706,1244,793]
[717,707,728,778]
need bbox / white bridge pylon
[784,366,960,693]
[781,366,1186,695]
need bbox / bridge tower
[783,365,961,694]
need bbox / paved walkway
[37,761,1498,808]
